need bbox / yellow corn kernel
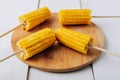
[55,28,94,54]
[19,7,51,31]
[16,28,56,60]
[58,9,92,25]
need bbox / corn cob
[19,7,51,31]
[55,28,94,54]
[58,9,92,25]
[16,28,56,60]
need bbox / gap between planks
[37,0,40,9]
[26,66,31,80]
[78,0,96,79]
[79,0,83,9]
[91,64,96,80]
[26,0,41,80]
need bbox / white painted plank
[29,0,94,80]
[92,18,120,80]
[82,0,120,16]
[40,0,81,12]
[29,66,93,80]
[0,0,38,80]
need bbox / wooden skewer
[93,16,120,18]
[87,41,120,57]
[0,45,120,63]
[0,24,24,38]
[0,49,23,62]
[93,46,120,57]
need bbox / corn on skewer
[59,9,92,25]
[55,28,94,54]
[17,28,56,60]
[19,7,51,31]
[55,28,120,57]
[1,28,120,62]
[0,28,56,62]
[0,7,51,38]
[58,9,120,25]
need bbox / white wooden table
[0,0,120,80]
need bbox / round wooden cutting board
[11,13,105,72]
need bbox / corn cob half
[16,28,56,60]
[19,7,51,31]
[55,28,94,54]
[59,9,92,25]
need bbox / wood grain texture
[11,13,105,72]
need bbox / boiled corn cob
[19,7,51,31]
[58,9,92,25]
[55,28,94,54]
[16,28,56,60]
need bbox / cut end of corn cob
[58,9,92,25]
[55,28,94,54]
[16,28,56,60]
[19,7,51,31]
